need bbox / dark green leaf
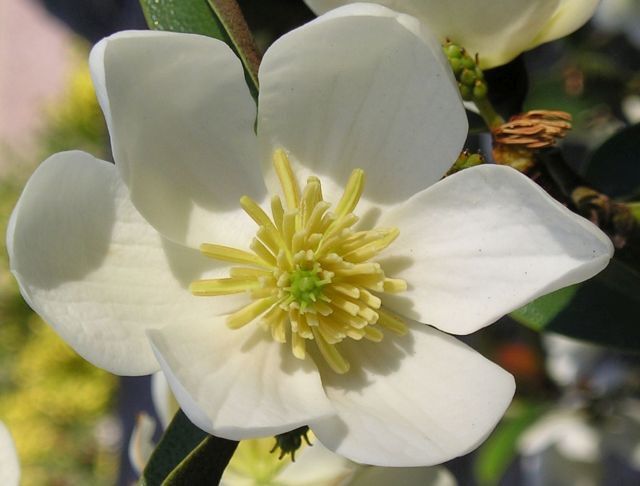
[139,0,259,99]
[141,410,209,485]
[511,259,640,351]
[474,402,547,486]
[582,123,640,200]
[162,435,238,485]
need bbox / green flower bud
[446,150,485,175]
[460,68,476,86]
[473,80,488,99]
[459,83,473,101]
[444,44,464,59]
[449,57,463,75]
[461,56,475,70]
[442,41,489,102]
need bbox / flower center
[288,266,326,309]
[190,149,408,373]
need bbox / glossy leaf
[582,123,640,200]
[511,259,640,351]
[141,410,209,485]
[139,0,259,98]
[162,435,238,485]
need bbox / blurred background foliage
[0,44,117,484]
[1,0,639,484]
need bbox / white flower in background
[544,333,629,394]
[519,402,640,486]
[304,0,601,68]
[0,421,20,486]
[130,374,458,485]
[543,333,605,387]
[8,4,612,466]
[518,334,640,485]
[593,0,640,47]
[622,95,640,124]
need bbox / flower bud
[443,40,489,102]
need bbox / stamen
[273,149,300,211]
[189,278,261,296]
[227,297,278,329]
[342,228,400,263]
[193,149,409,373]
[292,332,306,360]
[230,267,272,278]
[270,196,285,231]
[334,169,365,219]
[383,278,408,293]
[240,195,276,229]
[377,308,408,335]
[250,239,277,266]
[200,243,273,269]
[363,326,384,342]
[312,328,350,374]
[357,288,381,309]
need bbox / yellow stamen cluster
[190,149,408,373]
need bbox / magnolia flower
[304,0,601,68]
[130,373,457,485]
[0,422,20,486]
[8,4,612,466]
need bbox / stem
[207,0,261,92]
[473,96,504,130]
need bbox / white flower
[8,4,612,466]
[304,0,601,68]
[0,422,20,486]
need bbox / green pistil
[289,267,325,309]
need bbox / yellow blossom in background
[0,51,116,486]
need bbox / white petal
[310,321,515,466]
[0,422,19,486]
[258,4,466,207]
[349,465,457,486]
[377,165,613,335]
[534,0,601,45]
[304,0,592,69]
[147,320,335,439]
[90,30,265,249]
[8,151,245,375]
